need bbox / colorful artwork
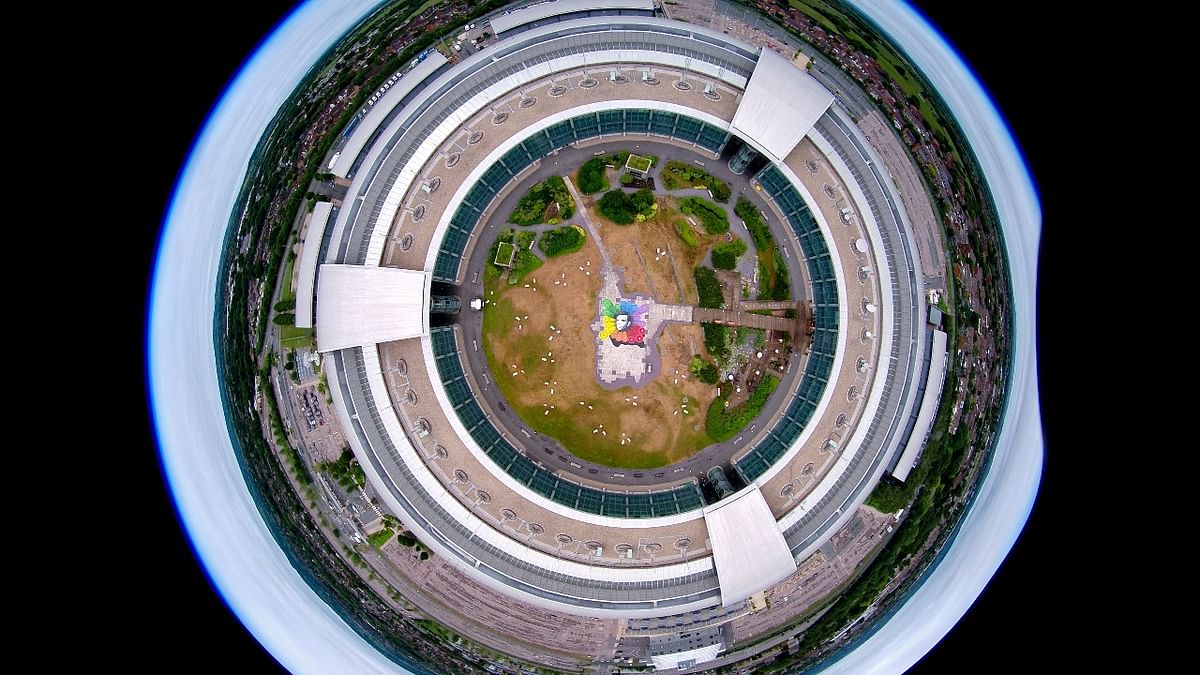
[598,298,649,347]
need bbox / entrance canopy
[731,48,834,162]
[315,265,429,352]
[703,486,796,606]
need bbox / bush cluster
[679,196,729,234]
[597,188,655,224]
[538,225,586,257]
[508,176,573,225]
[735,196,773,250]
[690,355,721,384]
[702,322,729,362]
[706,375,780,441]
[711,237,748,270]
[319,449,365,491]
[661,160,731,202]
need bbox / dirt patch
[597,196,720,305]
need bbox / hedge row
[694,266,724,308]
[679,196,729,234]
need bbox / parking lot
[291,382,345,464]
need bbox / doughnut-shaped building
[297,0,940,619]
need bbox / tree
[578,158,609,194]
[537,226,586,257]
[711,238,746,270]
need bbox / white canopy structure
[314,265,429,351]
[892,329,949,482]
[731,48,834,162]
[703,486,796,607]
[295,201,333,328]
[650,644,723,671]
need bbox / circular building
[297,1,940,620]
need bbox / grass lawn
[788,0,840,33]
[674,218,699,247]
[480,239,716,468]
[280,324,314,349]
[626,154,653,173]
[367,528,394,548]
[494,240,516,266]
[279,255,296,303]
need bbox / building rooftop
[315,265,429,351]
[331,53,448,178]
[295,201,333,328]
[703,486,796,607]
[489,0,656,35]
[731,48,833,163]
[892,329,948,482]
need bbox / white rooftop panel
[893,329,949,482]
[703,486,796,607]
[295,201,333,328]
[315,265,428,352]
[731,48,834,162]
[650,644,723,671]
[331,52,448,177]
[489,0,655,35]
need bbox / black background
[113,0,1084,672]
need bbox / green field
[280,324,314,349]
[788,0,840,32]
[367,528,395,548]
[279,255,296,303]
[406,0,445,21]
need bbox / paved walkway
[563,174,612,272]
[692,307,795,332]
[651,304,694,323]
[736,300,797,311]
